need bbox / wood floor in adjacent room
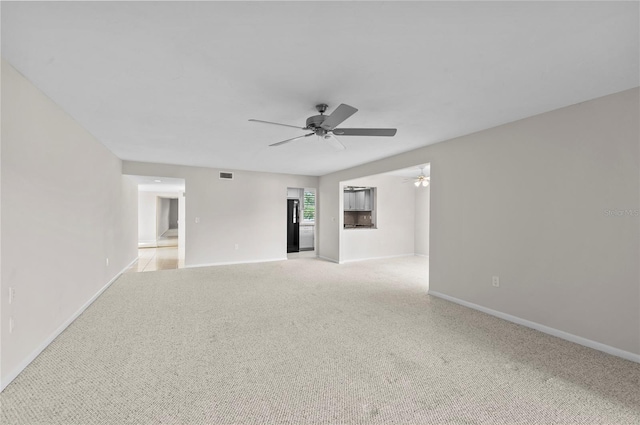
[2,256,639,424]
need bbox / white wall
[156,197,171,237]
[169,199,178,229]
[414,185,430,256]
[178,192,186,259]
[1,61,138,388]
[341,174,415,262]
[318,88,639,357]
[123,162,318,267]
[138,191,157,246]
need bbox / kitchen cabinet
[300,225,315,250]
[344,189,372,211]
[343,187,376,229]
[344,191,355,211]
[355,191,365,211]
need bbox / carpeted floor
[1,256,639,424]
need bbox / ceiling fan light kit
[249,103,397,150]
[410,165,430,187]
[414,178,430,187]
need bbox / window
[303,190,316,222]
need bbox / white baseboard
[138,240,157,248]
[339,253,414,264]
[185,257,287,268]
[415,253,429,258]
[0,257,138,393]
[318,256,339,263]
[428,290,640,364]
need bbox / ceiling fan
[407,166,430,187]
[249,103,397,150]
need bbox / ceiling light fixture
[413,166,429,187]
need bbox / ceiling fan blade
[249,119,305,130]
[333,128,397,137]
[269,132,314,147]
[324,134,346,151]
[320,104,358,130]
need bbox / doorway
[125,175,186,271]
[338,164,430,288]
[287,199,300,253]
[287,187,316,258]
[156,197,179,247]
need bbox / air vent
[219,171,234,180]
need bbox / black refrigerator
[287,199,300,253]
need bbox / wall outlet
[492,276,500,287]
[9,287,14,304]
[9,317,15,333]
[235,244,239,250]
[106,257,109,267]
[195,217,200,223]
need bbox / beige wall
[1,61,138,388]
[123,161,319,266]
[319,88,639,356]
[414,185,430,256]
[341,174,415,262]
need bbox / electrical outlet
[9,287,14,304]
[235,244,239,250]
[492,276,500,287]
[9,317,15,333]
[195,217,200,223]
[106,258,109,267]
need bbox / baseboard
[138,240,157,248]
[0,256,138,393]
[185,257,287,268]
[318,256,339,263]
[156,240,178,248]
[339,253,414,264]
[427,290,640,364]
[415,253,429,258]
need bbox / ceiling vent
[219,171,234,180]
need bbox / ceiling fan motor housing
[306,115,328,134]
[305,103,331,134]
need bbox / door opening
[287,187,316,258]
[125,175,186,272]
[287,199,300,253]
[157,197,179,247]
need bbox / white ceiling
[2,2,638,176]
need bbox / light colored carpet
[1,256,639,424]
